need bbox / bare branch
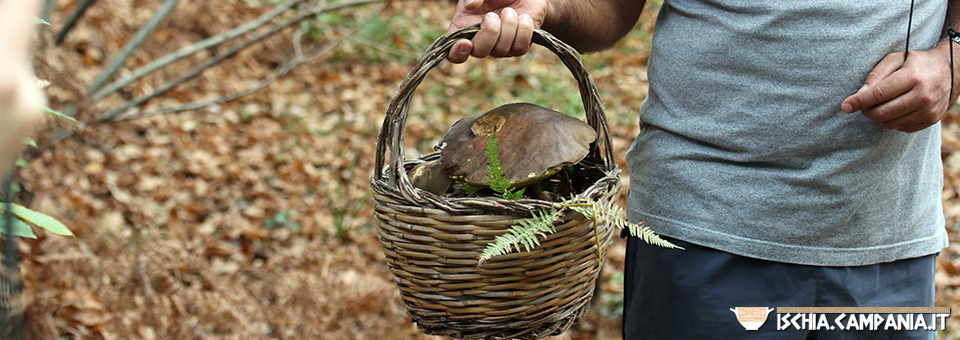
[53,0,98,45]
[293,28,305,60]
[98,0,386,122]
[96,1,322,122]
[90,0,310,101]
[104,2,385,123]
[87,0,182,94]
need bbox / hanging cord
[1,171,23,339]
[947,0,958,111]
[906,0,916,62]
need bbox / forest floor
[13,0,960,339]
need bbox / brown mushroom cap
[440,103,597,188]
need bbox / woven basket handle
[374,25,615,191]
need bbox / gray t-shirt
[626,0,949,266]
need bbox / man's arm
[542,0,647,53]
[447,0,646,63]
[841,0,960,132]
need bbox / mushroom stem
[524,183,549,201]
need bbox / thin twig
[106,3,385,122]
[293,28,305,60]
[90,0,310,101]
[344,34,419,60]
[53,0,98,45]
[87,0,182,94]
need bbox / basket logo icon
[730,307,775,330]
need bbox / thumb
[856,84,868,94]
[863,52,904,87]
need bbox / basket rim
[373,153,620,214]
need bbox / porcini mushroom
[408,159,453,196]
[439,103,597,200]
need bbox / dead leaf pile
[9,0,959,339]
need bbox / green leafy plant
[0,203,73,238]
[484,131,524,200]
[8,123,77,238]
[263,211,301,232]
[21,138,36,148]
[44,107,78,123]
[479,195,681,263]
[461,182,480,195]
[3,134,74,238]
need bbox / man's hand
[841,42,959,133]
[0,0,45,173]
[447,0,550,63]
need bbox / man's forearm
[542,0,646,53]
[943,0,960,103]
[948,1,960,34]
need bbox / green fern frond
[479,208,561,264]
[485,131,524,200]
[572,198,682,250]
[568,199,598,219]
[478,196,682,264]
[628,221,682,249]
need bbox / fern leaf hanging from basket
[479,196,682,263]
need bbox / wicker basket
[371,25,620,340]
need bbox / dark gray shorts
[622,236,938,339]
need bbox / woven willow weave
[371,26,620,340]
